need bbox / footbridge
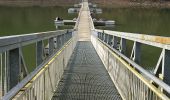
[1,0,170,100]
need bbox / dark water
[0,6,170,71]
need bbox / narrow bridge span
[1,0,170,100]
[52,1,121,99]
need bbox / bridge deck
[77,1,91,41]
[52,42,122,100]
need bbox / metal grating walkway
[52,42,122,100]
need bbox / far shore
[0,1,170,9]
[93,1,170,9]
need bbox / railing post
[65,30,69,42]
[104,33,108,43]
[57,35,60,50]
[163,49,170,87]
[154,49,170,97]
[112,36,118,49]
[97,32,99,38]
[36,40,44,67]
[63,34,65,45]
[61,34,64,46]
[49,37,54,55]
[54,37,57,49]
[120,38,126,54]
[102,32,104,41]
[131,42,141,64]
[99,32,102,40]
[8,48,20,90]
[108,35,113,46]
[61,34,63,46]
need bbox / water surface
[0,6,76,36]
[0,6,170,71]
[0,6,77,72]
[96,8,170,36]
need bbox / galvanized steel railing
[1,29,78,99]
[91,29,170,100]
[1,0,81,99]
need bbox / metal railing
[91,29,170,100]
[0,29,78,99]
[0,0,83,99]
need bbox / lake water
[0,6,170,71]
[1,7,170,36]
[0,6,77,72]
[0,6,76,36]
[96,7,170,37]
[96,7,170,70]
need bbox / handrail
[99,38,170,94]
[94,29,170,93]
[74,2,83,30]
[91,31,170,99]
[2,31,76,99]
[0,29,74,99]
[96,29,170,50]
[0,29,73,53]
[2,38,74,100]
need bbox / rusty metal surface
[52,42,121,100]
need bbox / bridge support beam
[36,40,44,67]
[155,50,170,83]
[163,50,170,85]
[120,38,126,54]
[54,37,57,49]
[131,42,141,64]
[57,35,61,50]
[98,32,101,39]
[97,32,100,39]
[104,33,108,43]
[101,32,105,41]
[108,35,113,46]
[112,36,118,49]
[65,31,69,42]
[49,37,54,55]
[163,50,170,97]
[62,34,65,45]
[154,49,170,96]
[8,48,20,90]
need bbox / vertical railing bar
[0,53,3,98]
[4,52,7,93]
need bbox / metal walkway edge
[52,42,122,100]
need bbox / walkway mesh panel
[52,42,121,100]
